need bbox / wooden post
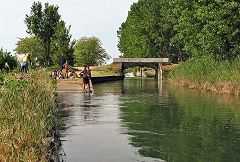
[158,63,163,80]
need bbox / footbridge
[113,58,169,80]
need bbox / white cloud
[0,0,138,62]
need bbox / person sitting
[57,70,65,79]
[51,70,58,79]
[69,70,77,79]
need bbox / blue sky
[0,0,137,62]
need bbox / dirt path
[56,79,83,92]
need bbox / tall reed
[0,70,57,161]
[169,56,240,93]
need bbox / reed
[169,56,240,94]
[0,70,57,161]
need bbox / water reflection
[82,93,92,121]
[120,78,240,162]
[59,78,240,162]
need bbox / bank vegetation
[0,70,58,161]
[169,56,240,95]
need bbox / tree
[15,36,45,66]
[117,0,182,61]
[172,0,240,60]
[25,1,61,65]
[74,37,110,66]
[51,20,75,67]
[118,0,240,61]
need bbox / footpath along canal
[57,78,240,162]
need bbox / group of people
[50,61,93,93]
[50,61,76,79]
[51,69,77,79]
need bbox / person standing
[21,54,29,73]
[63,61,70,79]
[87,66,93,92]
[80,66,92,93]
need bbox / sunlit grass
[0,70,57,161]
[92,63,121,77]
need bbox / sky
[0,0,138,63]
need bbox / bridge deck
[113,58,169,63]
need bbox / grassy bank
[91,63,122,77]
[169,56,240,95]
[0,70,57,161]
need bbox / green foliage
[118,0,240,61]
[25,1,61,65]
[74,37,110,66]
[172,0,240,60]
[51,20,75,67]
[15,36,45,65]
[0,48,18,70]
[118,0,183,61]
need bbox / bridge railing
[113,58,169,63]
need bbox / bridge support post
[121,63,125,78]
[155,69,158,79]
[158,63,163,80]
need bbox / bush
[0,48,18,71]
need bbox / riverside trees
[24,2,75,66]
[15,37,45,65]
[118,0,240,62]
[74,37,110,66]
[51,20,75,66]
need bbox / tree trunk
[44,42,51,66]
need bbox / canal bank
[170,79,240,95]
[56,76,124,91]
[0,70,60,162]
[168,57,240,95]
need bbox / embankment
[0,70,58,161]
[169,57,240,95]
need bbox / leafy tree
[118,0,180,60]
[25,1,61,65]
[172,0,240,60]
[15,36,45,65]
[118,0,240,61]
[0,48,17,70]
[51,20,75,67]
[74,37,110,66]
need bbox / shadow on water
[58,78,240,162]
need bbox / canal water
[58,78,240,162]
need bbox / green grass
[0,70,58,161]
[91,63,122,77]
[169,56,240,85]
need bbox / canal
[58,78,240,162]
